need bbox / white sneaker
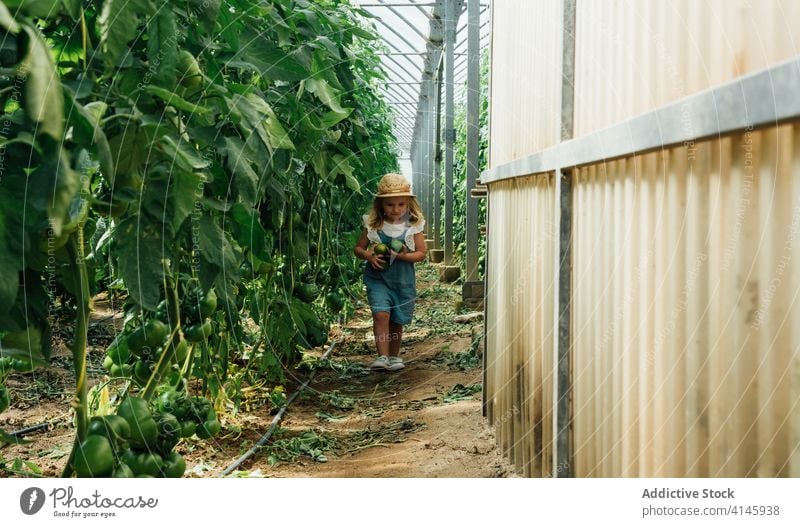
[386,356,405,371]
[370,356,390,370]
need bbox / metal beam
[482,56,800,183]
[553,0,576,480]
[443,0,459,265]
[408,0,446,232]
[465,0,480,281]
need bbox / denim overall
[363,227,417,325]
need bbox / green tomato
[157,390,181,415]
[179,420,196,438]
[73,435,115,477]
[184,320,212,342]
[132,359,153,386]
[155,300,170,323]
[110,363,134,379]
[144,319,169,348]
[195,419,221,439]
[325,292,345,312]
[389,239,405,253]
[155,412,182,455]
[176,50,203,88]
[11,357,35,373]
[117,397,159,450]
[112,463,135,478]
[199,289,217,318]
[107,336,131,365]
[133,452,163,477]
[127,327,147,356]
[160,452,186,478]
[87,415,131,444]
[173,339,189,365]
[293,283,319,303]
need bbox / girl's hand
[368,252,386,270]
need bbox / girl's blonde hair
[367,196,425,230]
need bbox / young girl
[354,173,427,371]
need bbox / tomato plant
[0,0,399,476]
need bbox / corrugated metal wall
[572,125,800,477]
[485,0,800,477]
[488,0,561,166]
[574,0,800,137]
[485,175,557,477]
[572,126,800,477]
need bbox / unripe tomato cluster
[73,396,206,478]
[103,287,219,385]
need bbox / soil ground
[0,263,517,478]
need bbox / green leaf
[0,325,48,366]
[20,26,64,141]
[5,0,60,19]
[144,85,210,115]
[344,173,361,194]
[98,0,156,66]
[199,213,237,272]
[318,109,352,130]
[108,130,146,179]
[61,0,81,19]
[170,171,204,233]
[310,149,327,179]
[157,135,210,173]
[251,97,294,151]
[222,137,258,206]
[305,78,349,115]
[231,31,310,82]
[28,146,79,236]
[115,217,166,311]
[230,203,271,263]
[348,26,378,41]
[189,0,220,34]
[63,90,115,187]
[147,9,178,89]
[230,93,294,152]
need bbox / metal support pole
[422,79,433,234]
[443,0,457,265]
[433,65,443,249]
[426,75,437,236]
[554,0,576,479]
[465,0,480,281]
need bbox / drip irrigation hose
[221,339,339,476]
[9,422,52,438]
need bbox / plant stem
[142,260,182,400]
[61,227,91,477]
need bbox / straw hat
[375,173,415,197]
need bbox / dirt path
[1,264,516,478]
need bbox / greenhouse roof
[354,1,491,156]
